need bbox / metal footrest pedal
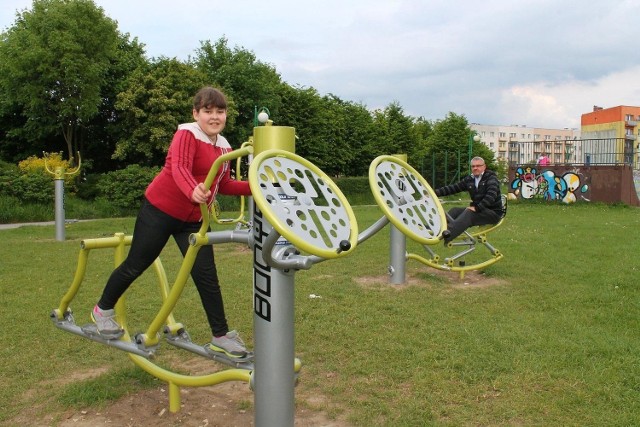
[163,327,255,370]
[49,308,158,359]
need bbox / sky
[2,0,640,129]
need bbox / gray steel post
[54,178,65,241]
[388,153,408,284]
[252,199,296,427]
[389,224,406,284]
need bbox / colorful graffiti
[510,166,589,203]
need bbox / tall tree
[324,95,375,176]
[0,0,120,163]
[425,112,471,186]
[83,32,147,172]
[113,57,209,166]
[408,117,433,168]
[276,84,329,164]
[367,102,418,164]
[195,37,283,145]
[421,112,496,187]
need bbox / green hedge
[80,171,377,215]
[0,160,56,203]
[96,165,161,210]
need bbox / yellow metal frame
[51,147,260,412]
[368,155,505,279]
[44,151,82,180]
[211,139,253,226]
[51,233,252,412]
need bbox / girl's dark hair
[193,87,227,111]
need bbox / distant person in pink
[537,152,550,166]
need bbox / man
[434,156,502,244]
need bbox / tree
[113,58,209,166]
[408,117,433,168]
[327,96,376,176]
[424,112,471,186]
[366,102,419,168]
[0,0,120,163]
[276,84,331,165]
[82,32,148,172]
[195,37,283,146]
[420,112,498,187]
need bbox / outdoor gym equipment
[50,121,360,427]
[44,152,81,241]
[369,155,505,280]
[248,124,358,425]
[50,144,256,413]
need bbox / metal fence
[508,138,638,168]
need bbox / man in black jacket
[434,157,502,244]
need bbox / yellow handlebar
[197,145,254,235]
[210,139,254,226]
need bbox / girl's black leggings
[98,198,228,337]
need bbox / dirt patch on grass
[12,358,350,427]
[355,267,507,290]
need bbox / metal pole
[444,151,448,184]
[44,153,81,242]
[252,124,297,427]
[389,226,406,284]
[432,156,436,188]
[54,177,65,241]
[389,154,407,284]
[252,212,296,426]
[468,134,473,174]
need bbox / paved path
[0,220,87,230]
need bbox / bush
[335,176,375,205]
[18,152,78,189]
[1,160,56,203]
[0,194,55,223]
[12,172,55,203]
[75,174,103,200]
[0,161,19,197]
[97,165,160,210]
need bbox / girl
[92,87,251,358]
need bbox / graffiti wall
[510,166,589,203]
[508,165,640,206]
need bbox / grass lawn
[1,201,639,426]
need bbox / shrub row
[1,157,378,220]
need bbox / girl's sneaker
[207,330,248,358]
[90,305,124,339]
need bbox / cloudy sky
[2,0,640,129]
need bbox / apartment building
[470,123,581,165]
[581,105,640,166]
